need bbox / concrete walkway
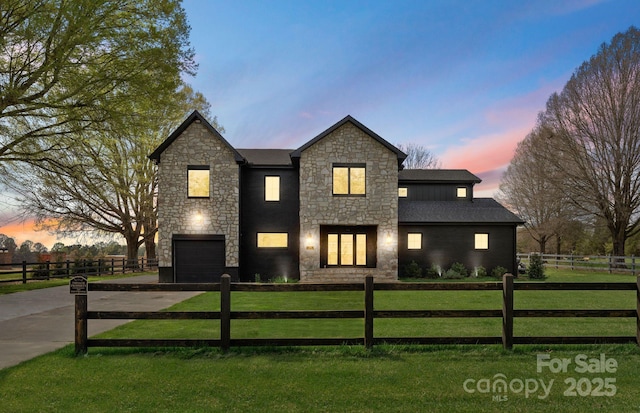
[0,275,201,370]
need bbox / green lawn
[0,269,638,412]
[0,272,151,295]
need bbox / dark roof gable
[399,169,482,184]
[236,149,294,166]
[399,198,524,224]
[290,115,407,166]
[149,110,245,164]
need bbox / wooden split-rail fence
[74,274,640,354]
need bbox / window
[475,233,489,250]
[398,187,408,198]
[322,226,376,267]
[188,166,210,198]
[457,187,467,198]
[327,233,367,266]
[407,233,422,250]
[257,233,288,248]
[333,164,366,195]
[265,176,280,201]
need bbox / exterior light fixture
[385,232,392,245]
[194,211,204,225]
[305,233,314,250]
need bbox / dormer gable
[149,110,245,164]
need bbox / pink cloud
[0,219,57,248]
[438,83,562,196]
[439,125,531,174]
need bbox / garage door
[173,235,225,283]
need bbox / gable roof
[149,110,245,164]
[236,149,294,166]
[399,169,482,184]
[399,198,524,224]
[290,115,407,166]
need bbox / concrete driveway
[0,275,201,370]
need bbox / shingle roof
[236,149,294,166]
[399,198,524,224]
[399,169,482,183]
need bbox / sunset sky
[1,0,639,248]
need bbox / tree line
[500,27,640,260]
[0,233,129,264]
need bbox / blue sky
[2,0,639,247]
[182,0,640,196]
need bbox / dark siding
[240,167,300,281]
[399,183,473,202]
[398,224,518,276]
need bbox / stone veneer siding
[299,122,398,282]
[156,121,240,272]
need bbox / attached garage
[173,235,226,283]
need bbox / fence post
[570,254,574,271]
[364,275,374,349]
[502,273,514,350]
[637,276,639,347]
[75,294,88,355]
[45,260,51,280]
[66,260,71,277]
[632,256,636,277]
[122,258,126,274]
[220,274,231,352]
[22,260,27,284]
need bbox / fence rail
[0,258,157,284]
[74,274,640,354]
[517,253,640,275]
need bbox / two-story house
[149,111,523,283]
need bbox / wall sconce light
[385,232,392,245]
[194,211,204,225]
[305,233,314,250]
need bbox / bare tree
[498,126,574,253]
[396,143,441,169]
[539,26,640,259]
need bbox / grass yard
[1,344,639,412]
[0,268,638,412]
[0,272,151,295]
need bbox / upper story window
[265,176,280,201]
[333,164,366,196]
[187,166,210,198]
[398,187,408,198]
[457,187,467,198]
[475,233,489,250]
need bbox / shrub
[528,253,545,279]
[442,268,465,279]
[424,264,441,279]
[403,261,423,278]
[473,266,487,277]
[449,262,468,277]
[254,273,261,283]
[32,264,49,280]
[491,266,507,278]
